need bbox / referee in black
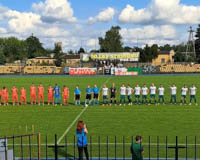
[110,83,117,106]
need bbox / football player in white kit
[134,84,141,104]
[149,83,157,104]
[180,84,188,105]
[158,84,165,104]
[126,84,133,105]
[141,84,149,104]
[170,83,177,104]
[189,84,197,105]
[120,84,126,106]
[102,84,109,106]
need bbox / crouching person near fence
[130,136,144,160]
[76,121,89,160]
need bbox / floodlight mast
[186,26,196,59]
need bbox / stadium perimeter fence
[2,62,200,75]
[1,134,200,160]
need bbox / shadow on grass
[51,148,74,158]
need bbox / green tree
[139,44,158,62]
[0,49,6,64]
[124,46,132,52]
[151,44,159,59]
[134,47,145,62]
[68,50,74,55]
[195,24,200,61]
[78,47,85,54]
[144,45,151,62]
[99,26,123,52]
[159,44,172,51]
[26,34,46,58]
[18,40,28,61]
[0,36,52,63]
[90,49,99,53]
[173,43,187,62]
[3,37,27,62]
[173,52,185,62]
[54,44,63,67]
[0,38,4,51]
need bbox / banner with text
[90,52,140,62]
[69,68,97,75]
[115,72,138,76]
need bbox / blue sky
[0,0,150,12]
[0,0,200,51]
[1,0,199,15]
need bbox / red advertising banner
[115,72,138,76]
[69,68,97,75]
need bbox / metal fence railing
[2,62,200,75]
[0,133,40,160]
[1,134,200,160]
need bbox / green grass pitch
[0,75,200,158]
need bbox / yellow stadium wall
[23,66,62,74]
[0,66,22,74]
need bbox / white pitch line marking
[57,77,112,144]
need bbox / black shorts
[75,95,80,100]
[110,94,116,99]
[86,94,92,100]
[93,94,99,99]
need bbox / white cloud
[43,27,70,38]
[32,0,76,23]
[0,3,81,51]
[38,28,102,51]
[88,7,115,24]
[0,0,191,51]
[0,5,43,34]
[120,25,180,46]
[119,5,152,24]
[0,27,7,34]
[86,39,99,47]
[7,11,42,33]
[119,0,200,25]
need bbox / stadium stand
[0,66,22,74]
[160,64,200,73]
[23,66,62,74]
[2,62,200,75]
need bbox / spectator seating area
[23,66,62,74]
[0,66,22,74]
[160,64,200,73]
[1,63,200,74]
[143,65,158,73]
[0,66,62,74]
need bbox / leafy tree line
[1,25,200,65]
[97,26,160,62]
[0,34,85,66]
[195,24,200,62]
[0,35,51,65]
[97,25,200,63]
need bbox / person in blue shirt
[93,84,100,105]
[76,120,89,160]
[85,85,93,106]
[54,84,62,106]
[74,85,81,105]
